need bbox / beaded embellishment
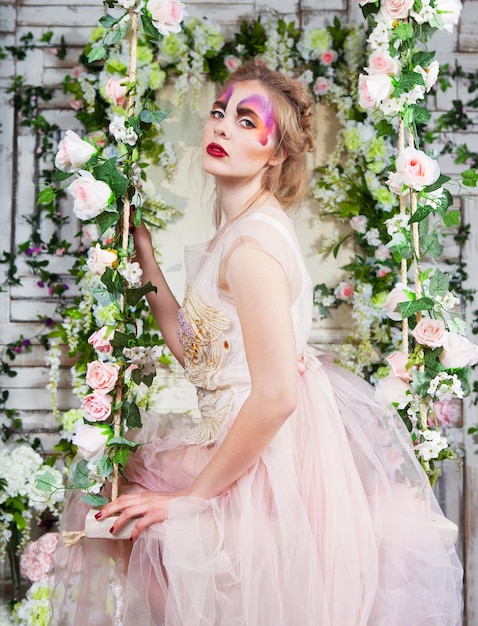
[177,284,236,445]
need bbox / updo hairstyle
[223,62,316,209]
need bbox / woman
[53,63,463,625]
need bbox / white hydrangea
[119,261,143,288]
[415,429,448,461]
[109,114,138,146]
[428,372,464,401]
[123,344,163,376]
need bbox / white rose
[435,0,462,33]
[72,423,109,460]
[87,244,118,275]
[55,130,96,172]
[415,60,440,92]
[375,374,412,408]
[358,73,393,110]
[67,170,112,220]
[439,333,478,369]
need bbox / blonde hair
[222,62,316,210]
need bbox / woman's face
[202,80,278,182]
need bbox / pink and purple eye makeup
[213,86,276,146]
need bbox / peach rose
[224,55,242,72]
[86,360,119,394]
[72,423,110,458]
[392,147,441,192]
[380,0,414,21]
[105,78,127,107]
[384,284,409,321]
[367,50,400,76]
[358,73,393,110]
[88,326,114,355]
[411,318,447,348]
[87,244,118,275]
[55,130,96,172]
[67,170,112,220]
[387,351,413,381]
[375,374,412,408]
[81,390,113,422]
[439,332,478,369]
[148,0,187,36]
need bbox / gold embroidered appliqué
[177,284,236,445]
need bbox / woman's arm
[99,241,298,538]
[133,223,184,365]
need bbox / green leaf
[122,401,143,429]
[125,281,157,306]
[35,470,60,493]
[113,448,130,467]
[94,158,129,196]
[429,268,449,298]
[443,210,461,228]
[82,493,109,507]
[393,21,414,40]
[95,456,114,478]
[421,232,444,259]
[141,12,161,39]
[399,296,435,318]
[375,119,394,137]
[52,170,73,182]
[101,267,124,296]
[96,210,120,234]
[409,104,431,124]
[104,21,131,46]
[111,330,137,348]
[107,436,139,451]
[411,50,435,68]
[410,369,433,396]
[410,204,433,224]
[99,13,118,28]
[461,168,478,187]
[87,44,107,63]
[139,109,169,125]
[70,459,92,489]
[424,173,451,193]
[38,187,56,205]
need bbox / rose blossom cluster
[357,0,461,117]
[81,360,120,422]
[20,533,59,583]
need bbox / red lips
[206,143,228,157]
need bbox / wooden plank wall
[1,0,478,621]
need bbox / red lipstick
[206,143,228,157]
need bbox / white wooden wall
[1,0,478,622]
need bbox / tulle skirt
[51,350,463,625]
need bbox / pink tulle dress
[51,207,463,625]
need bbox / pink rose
[358,73,393,110]
[72,423,110,458]
[37,532,59,554]
[376,266,392,278]
[387,351,412,381]
[379,0,414,21]
[82,223,100,244]
[334,281,354,302]
[37,550,54,574]
[321,50,337,66]
[148,0,187,36]
[384,284,409,321]
[393,147,440,192]
[312,76,332,96]
[86,360,119,394]
[435,0,462,33]
[439,332,478,369]
[367,50,400,76]
[375,244,391,261]
[88,130,107,149]
[88,326,114,355]
[105,78,127,107]
[350,215,368,233]
[411,318,447,349]
[431,400,458,427]
[20,555,45,582]
[81,390,113,422]
[87,244,118,275]
[375,374,412,408]
[67,170,112,220]
[224,55,242,73]
[69,99,84,111]
[55,130,96,172]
